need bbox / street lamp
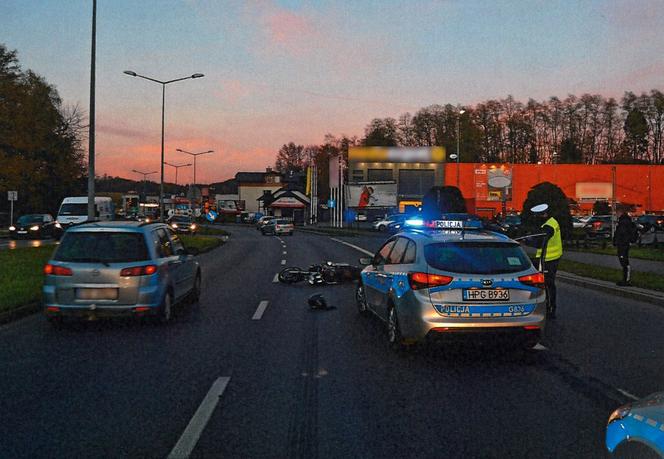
[456,108,466,187]
[132,169,158,199]
[163,161,192,186]
[123,70,204,220]
[176,148,214,202]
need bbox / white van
[57,196,115,227]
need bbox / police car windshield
[424,242,532,275]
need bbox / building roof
[235,171,282,184]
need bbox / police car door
[376,237,410,320]
[364,239,396,313]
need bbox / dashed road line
[283,251,287,255]
[533,343,548,351]
[273,273,279,283]
[252,300,270,320]
[616,388,639,401]
[281,259,286,265]
[167,376,231,459]
[329,237,373,256]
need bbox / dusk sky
[4,0,664,183]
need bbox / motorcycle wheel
[279,267,305,284]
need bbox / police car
[355,214,547,350]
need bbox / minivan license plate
[463,289,509,301]
[76,288,118,300]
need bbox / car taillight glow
[518,272,545,288]
[120,265,158,276]
[408,272,453,290]
[43,264,73,276]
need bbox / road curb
[0,302,40,326]
[557,271,664,306]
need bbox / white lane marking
[329,237,373,256]
[272,273,279,283]
[252,300,269,320]
[282,251,287,255]
[168,376,231,459]
[533,343,548,351]
[281,259,286,265]
[617,388,639,401]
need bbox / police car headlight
[30,225,40,231]
[608,405,631,425]
[9,226,15,231]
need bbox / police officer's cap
[530,203,549,213]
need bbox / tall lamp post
[164,161,192,187]
[132,169,157,199]
[87,0,97,221]
[176,148,214,203]
[123,70,204,220]
[455,108,466,188]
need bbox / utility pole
[87,0,97,221]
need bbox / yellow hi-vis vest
[536,217,563,261]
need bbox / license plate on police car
[463,289,509,301]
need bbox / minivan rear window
[424,242,532,274]
[54,232,149,263]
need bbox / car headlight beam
[9,226,15,231]
[30,225,40,231]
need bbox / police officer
[532,204,563,318]
[613,213,638,286]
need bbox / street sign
[205,210,218,222]
[8,191,17,201]
[328,199,336,209]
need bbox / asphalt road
[1,226,663,458]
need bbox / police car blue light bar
[404,218,424,227]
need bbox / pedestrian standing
[532,204,563,319]
[613,213,638,286]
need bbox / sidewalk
[557,270,664,306]
[563,249,664,276]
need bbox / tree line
[0,44,86,217]
[362,92,664,165]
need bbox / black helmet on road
[308,293,329,310]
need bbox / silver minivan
[42,221,201,325]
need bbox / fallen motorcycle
[278,261,362,285]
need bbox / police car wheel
[387,306,406,350]
[355,284,369,316]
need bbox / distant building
[258,188,310,223]
[236,168,282,213]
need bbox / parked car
[256,215,276,230]
[42,221,201,325]
[261,218,294,236]
[167,215,198,234]
[373,214,407,232]
[636,214,664,246]
[9,214,62,239]
[583,215,612,241]
[572,217,587,229]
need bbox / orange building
[444,163,664,217]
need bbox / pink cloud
[264,10,316,55]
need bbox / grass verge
[180,234,224,253]
[566,246,664,262]
[197,226,231,236]
[559,259,664,293]
[0,246,54,314]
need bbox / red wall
[444,163,664,215]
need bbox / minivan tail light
[43,264,73,276]
[120,265,158,276]
[408,272,453,290]
[518,273,545,289]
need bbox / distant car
[42,221,201,325]
[262,218,294,236]
[572,217,587,229]
[583,215,612,241]
[356,214,547,351]
[373,214,407,232]
[636,214,664,232]
[256,215,275,230]
[606,391,664,458]
[9,214,61,239]
[167,215,197,234]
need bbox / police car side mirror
[359,257,372,266]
